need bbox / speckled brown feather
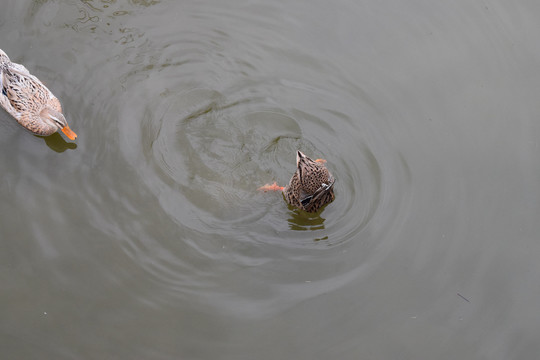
[0,49,69,137]
[283,151,335,212]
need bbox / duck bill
[61,125,77,140]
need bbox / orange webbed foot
[315,158,327,164]
[258,182,285,192]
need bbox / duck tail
[0,49,11,68]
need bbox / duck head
[41,107,77,140]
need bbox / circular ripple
[117,76,413,316]
[128,79,409,253]
[112,3,413,315]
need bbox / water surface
[1,0,540,359]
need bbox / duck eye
[49,116,63,127]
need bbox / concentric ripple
[119,60,412,254]
[111,1,413,316]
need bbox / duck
[259,150,335,212]
[0,49,77,140]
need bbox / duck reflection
[287,205,327,231]
[39,133,78,153]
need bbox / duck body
[259,151,335,212]
[0,49,77,140]
[283,151,335,212]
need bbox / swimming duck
[259,150,335,212]
[0,49,77,140]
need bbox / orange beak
[61,125,77,140]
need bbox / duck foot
[258,182,285,192]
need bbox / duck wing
[299,176,335,212]
[1,67,48,114]
[0,69,19,117]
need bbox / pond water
[1,0,540,359]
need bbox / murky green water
[2,0,540,359]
